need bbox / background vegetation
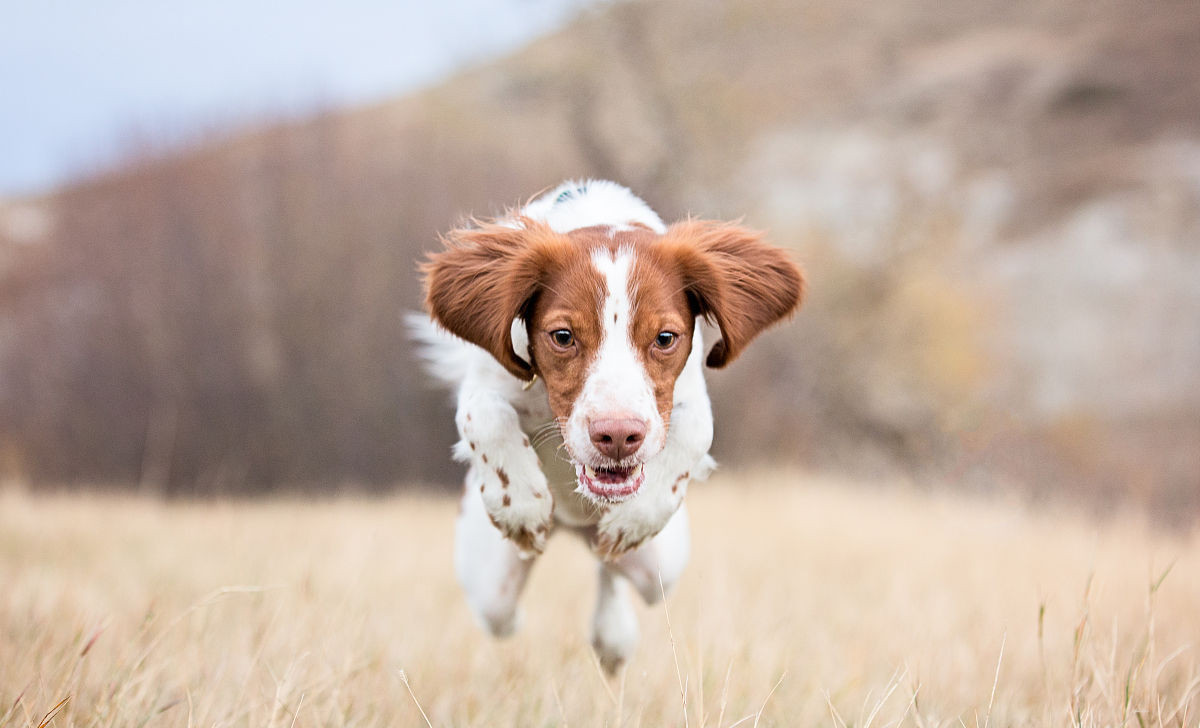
[3,474,1198,726]
[1,0,1197,514]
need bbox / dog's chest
[530,429,598,527]
[515,395,599,527]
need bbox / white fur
[522,179,667,234]
[416,181,714,672]
[562,247,667,470]
[455,469,533,636]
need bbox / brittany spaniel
[415,180,804,672]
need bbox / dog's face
[524,226,696,500]
[423,219,804,503]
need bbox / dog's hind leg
[592,565,639,675]
[454,468,534,637]
[591,505,691,674]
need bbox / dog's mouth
[575,462,645,502]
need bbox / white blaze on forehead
[595,247,634,339]
[566,246,665,463]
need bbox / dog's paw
[483,480,554,558]
[591,525,644,562]
[590,492,677,561]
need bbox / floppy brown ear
[664,220,805,368]
[421,219,564,381]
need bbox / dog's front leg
[455,381,554,557]
[591,460,700,560]
[592,396,714,560]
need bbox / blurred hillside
[1,0,1197,511]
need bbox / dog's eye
[654,331,677,349]
[549,329,575,348]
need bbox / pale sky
[0,0,590,196]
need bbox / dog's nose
[589,418,647,460]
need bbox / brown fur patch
[672,471,690,494]
[497,468,510,488]
[422,219,583,381]
[502,493,511,507]
[655,220,805,367]
[524,227,610,421]
[629,244,696,421]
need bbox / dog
[414,180,804,672]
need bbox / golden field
[1,472,1198,727]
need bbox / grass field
[2,471,1198,727]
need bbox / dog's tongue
[593,466,636,484]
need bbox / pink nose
[589,418,647,460]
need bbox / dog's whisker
[531,434,559,450]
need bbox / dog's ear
[663,220,805,368]
[421,219,564,381]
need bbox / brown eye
[654,331,677,349]
[549,329,574,348]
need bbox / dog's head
[422,218,804,502]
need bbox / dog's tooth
[585,465,597,478]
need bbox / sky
[0,0,590,197]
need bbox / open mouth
[576,463,645,501]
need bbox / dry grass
[1,471,1198,727]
